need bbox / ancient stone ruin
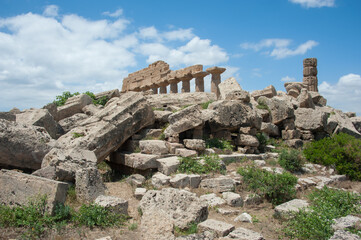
[303,58,318,92]
[121,61,226,98]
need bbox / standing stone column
[152,87,158,94]
[180,75,193,93]
[206,67,226,98]
[158,82,168,94]
[193,71,209,92]
[303,58,318,92]
[168,78,180,94]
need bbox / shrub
[178,154,225,174]
[278,149,304,173]
[256,132,268,152]
[205,138,234,151]
[53,91,80,106]
[256,98,270,112]
[283,187,361,239]
[237,166,297,205]
[304,133,361,180]
[174,222,198,236]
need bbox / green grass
[174,222,198,236]
[200,100,213,109]
[53,91,109,107]
[0,195,127,239]
[72,132,84,138]
[128,222,138,231]
[205,138,234,152]
[278,149,304,173]
[238,166,297,205]
[283,187,361,240]
[177,154,225,175]
[256,98,270,112]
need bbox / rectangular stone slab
[0,169,68,214]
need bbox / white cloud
[0,6,230,111]
[289,0,335,8]
[43,5,59,17]
[281,76,296,82]
[241,38,318,59]
[319,73,361,115]
[102,9,123,18]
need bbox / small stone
[175,148,198,157]
[183,139,206,151]
[234,213,253,223]
[200,193,226,207]
[254,160,266,167]
[198,219,235,238]
[217,208,240,215]
[332,215,361,231]
[243,194,263,206]
[134,188,147,200]
[126,174,146,187]
[151,172,171,188]
[329,230,361,240]
[188,174,202,188]
[222,192,243,207]
[227,227,265,240]
[274,199,309,219]
[170,174,190,188]
[94,195,128,215]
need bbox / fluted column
[206,67,226,99]
[193,71,209,92]
[303,58,318,92]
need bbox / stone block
[110,152,158,170]
[234,213,252,223]
[56,94,93,121]
[222,192,243,207]
[237,134,259,147]
[170,174,190,188]
[282,130,301,140]
[274,199,309,219]
[151,172,171,188]
[0,169,68,214]
[200,193,226,207]
[139,140,169,155]
[134,188,147,200]
[200,176,235,193]
[156,156,180,175]
[227,227,265,240]
[75,167,106,203]
[126,174,146,187]
[183,139,206,151]
[175,148,198,157]
[94,195,128,215]
[198,219,235,238]
[189,174,202,188]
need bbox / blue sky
[0,0,360,114]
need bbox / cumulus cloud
[289,0,335,8]
[319,73,361,115]
[241,38,318,59]
[0,6,229,111]
[103,9,123,18]
[281,76,296,82]
[43,5,59,17]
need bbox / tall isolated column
[206,67,226,98]
[193,71,209,92]
[302,58,318,92]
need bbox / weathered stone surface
[274,199,309,219]
[222,192,243,207]
[351,117,361,133]
[218,77,250,102]
[166,142,185,154]
[140,188,208,229]
[139,140,169,155]
[237,134,259,147]
[82,104,101,116]
[164,105,203,138]
[175,232,214,240]
[332,111,361,138]
[234,213,252,223]
[244,194,263,206]
[297,89,315,109]
[41,148,97,182]
[265,96,294,125]
[260,122,280,137]
[189,174,202,188]
[53,92,155,162]
[295,108,328,131]
[126,174,146,187]
[198,219,235,238]
[0,111,15,121]
[170,174,190,188]
[329,230,361,240]
[151,172,171,188]
[175,148,198,157]
[284,82,305,97]
[251,85,277,100]
[94,195,128,215]
[154,110,172,123]
[94,89,120,101]
[140,209,175,240]
[332,215,361,231]
[0,119,52,170]
[208,100,254,132]
[0,169,68,214]
[200,193,226,207]
[146,92,216,108]
[56,94,93,121]
[227,227,265,240]
[110,152,158,170]
[284,139,303,148]
[183,139,206,151]
[282,129,301,140]
[309,91,327,106]
[156,156,180,175]
[58,113,88,133]
[134,188,147,200]
[200,176,235,193]
[75,167,105,203]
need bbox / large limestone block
[227,227,265,240]
[75,167,106,203]
[258,96,294,125]
[56,94,93,121]
[156,156,180,175]
[260,122,280,136]
[198,219,235,238]
[139,140,169,155]
[332,111,361,138]
[208,100,254,132]
[332,215,361,231]
[274,199,309,219]
[146,92,216,108]
[154,110,172,123]
[140,188,208,229]
[151,172,171,188]
[94,89,120,100]
[309,91,327,106]
[0,119,52,170]
[0,169,68,214]
[237,134,259,147]
[218,77,250,102]
[0,111,16,121]
[41,148,97,182]
[295,108,328,131]
[351,117,361,133]
[110,152,158,170]
[199,176,235,193]
[297,89,315,109]
[330,230,361,240]
[54,92,155,162]
[58,113,88,133]
[164,105,203,138]
[200,193,226,207]
[16,108,64,139]
[251,85,277,100]
[183,139,206,151]
[94,195,128,216]
[140,209,175,240]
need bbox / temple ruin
[121,61,226,98]
[303,58,318,92]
